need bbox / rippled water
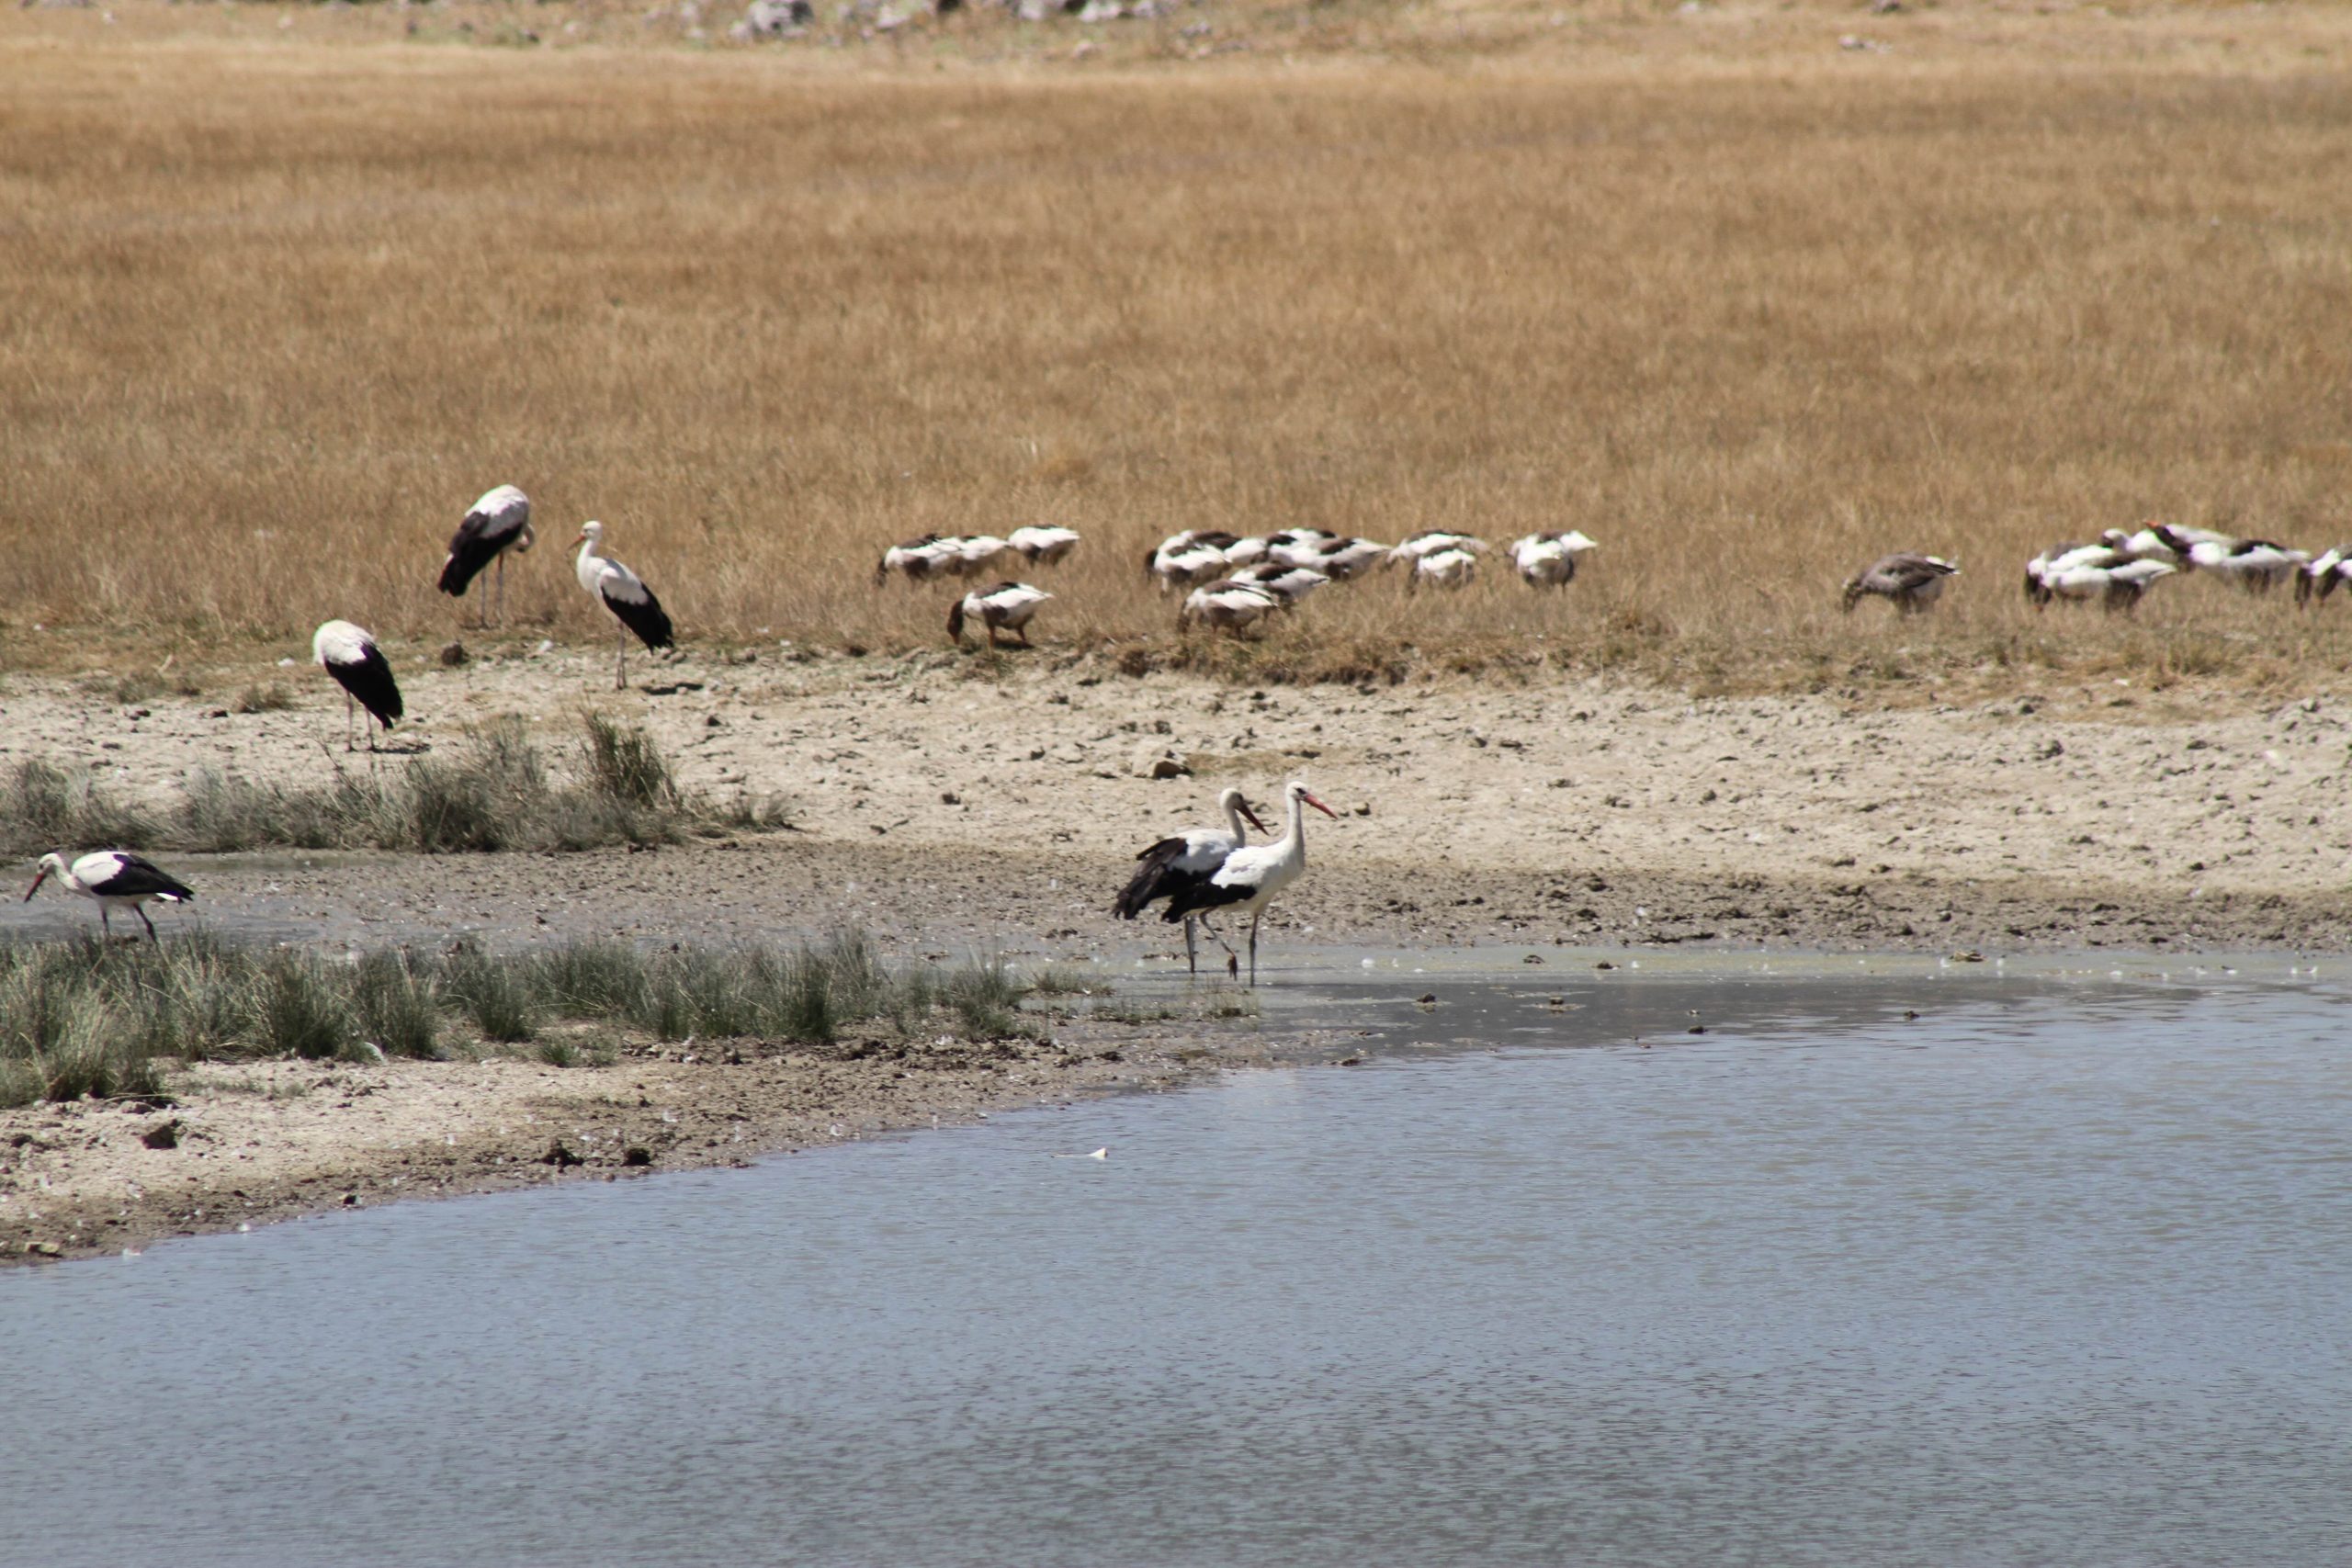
[7,965,2351,1567]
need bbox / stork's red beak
[1238,801,1269,834]
[24,871,48,901]
[1304,791,1339,819]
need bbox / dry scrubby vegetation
[0,714,787,857]
[0,930,1036,1108]
[4,8,2351,696]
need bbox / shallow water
[7,965,2352,1567]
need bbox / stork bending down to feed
[1113,787,1269,974]
[1841,552,1959,615]
[437,484,534,627]
[574,522,675,689]
[313,619,404,751]
[1006,525,1082,567]
[1510,531,1599,588]
[25,851,195,942]
[1159,780,1338,987]
[948,581,1053,647]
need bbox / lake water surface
[6,959,2351,1566]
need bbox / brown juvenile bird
[1842,553,1960,615]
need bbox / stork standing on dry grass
[1113,787,1269,975]
[437,485,535,627]
[1841,553,1960,615]
[948,581,1053,647]
[313,619,403,751]
[1178,579,1283,635]
[1007,525,1083,566]
[24,851,194,942]
[574,521,675,690]
[1510,531,1599,588]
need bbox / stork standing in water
[1159,780,1339,987]
[313,619,404,751]
[574,522,675,690]
[24,851,194,942]
[948,582,1053,648]
[1113,787,1268,974]
[437,485,535,627]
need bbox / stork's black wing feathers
[89,853,195,902]
[1159,871,1253,923]
[606,585,675,651]
[1114,836,1198,919]
[327,644,404,728]
[439,509,521,597]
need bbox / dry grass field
[5,0,2351,695]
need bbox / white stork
[875,534,961,585]
[2298,546,2352,605]
[1231,562,1331,606]
[24,851,194,942]
[574,522,675,690]
[1840,552,1959,615]
[947,535,1012,577]
[1006,525,1083,567]
[313,619,403,751]
[1265,528,1341,570]
[1148,530,1243,590]
[437,484,535,627]
[1294,536,1393,581]
[1112,786,1269,974]
[2029,545,2175,613]
[949,581,1053,648]
[1390,530,1488,566]
[1510,531,1600,589]
[1159,780,1339,987]
[1408,547,1480,592]
[1178,579,1283,635]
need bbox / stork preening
[574,521,675,690]
[948,581,1053,648]
[24,851,194,942]
[313,619,403,751]
[1006,525,1083,567]
[1510,531,1600,589]
[1841,553,1959,615]
[1178,579,1283,635]
[437,485,535,627]
[1112,787,1269,974]
[1159,780,1339,987]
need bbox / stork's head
[1217,787,1269,835]
[574,520,605,550]
[23,852,66,900]
[1286,781,1340,819]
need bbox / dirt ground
[4,648,2346,1260]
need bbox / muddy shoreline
[5,656,2346,1263]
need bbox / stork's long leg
[616,621,628,691]
[1248,912,1261,987]
[494,553,507,630]
[1183,916,1198,976]
[1195,913,1238,958]
[137,905,158,943]
[100,906,111,940]
[345,691,357,752]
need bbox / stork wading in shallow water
[948,581,1053,648]
[1113,787,1269,975]
[1841,553,1959,615]
[574,521,675,690]
[437,484,534,627]
[313,619,404,751]
[24,852,194,942]
[1159,780,1338,987]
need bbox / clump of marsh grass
[0,929,1029,1108]
[233,682,297,714]
[1,716,789,858]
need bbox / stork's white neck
[1223,796,1253,844]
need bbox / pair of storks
[317,491,678,750]
[1114,781,1338,986]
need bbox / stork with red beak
[1159,780,1339,986]
[1112,787,1269,975]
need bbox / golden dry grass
[4,2,2352,695]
